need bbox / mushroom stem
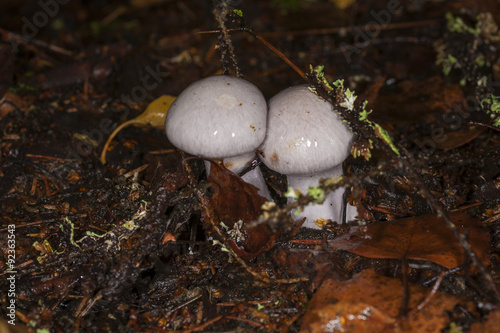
[223,151,257,174]
[204,152,271,200]
[287,164,347,229]
[241,166,271,200]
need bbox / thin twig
[260,19,440,37]
[198,29,305,79]
[255,35,306,79]
[0,27,74,56]
[182,315,223,333]
[469,121,500,132]
[408,271,446,317]
[225,315,263,328]
[25,154,78,161]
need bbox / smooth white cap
[260,85,354,174]
[165,75,267,158]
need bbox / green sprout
[307,186,325,204]
[123,220,137,231]
[445,12,480,35]
[36,329,51,333]
[284,186,300,199]
[123,200,148,230]
[86,231,107,238]
[332,78,345,88]
[310,65,400,157]
[212,240,231,253]
[445,12,500,41]
[474,54,485,67]
[311,65,334,91]
[340,88,357,111]
[352,139,374,160]
[438,12,500,79]
[63,217,80,248]
[359,101,371,120]
[441,54,459,76]
[373,123,400,155]
[233,9,243,17]
[481,94,500,127]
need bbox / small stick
[123,164,149,178]
[198,29,305,79]
[148,149,175,155]
[255,34,306,79]
[469,121,500,132]
[407,271,446,317]
[260,19,440,38]
[26,154,77,161]
[182,315,223,333]
[0,27,74,56]
[400,258,409,318]
[225,315,263,328]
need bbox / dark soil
[0,0,499,332]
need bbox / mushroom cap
[259,85,354,175]
[165,75,267,158]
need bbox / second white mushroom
[259,85,357,228]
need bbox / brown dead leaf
[301,269,466,333]
[203,162,280,259]
[272,248,350,288]
[429,126,485,151]
[130,0,167,8]
[328,211,490,269]
[469,309,500,333]
[357,75,386,108]
[0,92,29,120]
[0,44,14,98]
[373,76,465,125]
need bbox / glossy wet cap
[165,75,267,158]
[259,85,354,174]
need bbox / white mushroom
[165,75,271,199]
[259,85,357,228]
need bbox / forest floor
[1,0,500,332]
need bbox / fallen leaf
[356,75,386,108]
[330,0,355,10]
[469,309,500,333]
[301,269,466,333]
[272,247,350,288]
[373,76,465,125]
[130,0,167,8]
[0,92,29,120]
[328,211,490,269]
[101,94,176,163]
[0,44,14,98]
[139,94,177,129]
[429,126,485,151]
[203,162,280,259]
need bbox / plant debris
[1,0,500,332]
